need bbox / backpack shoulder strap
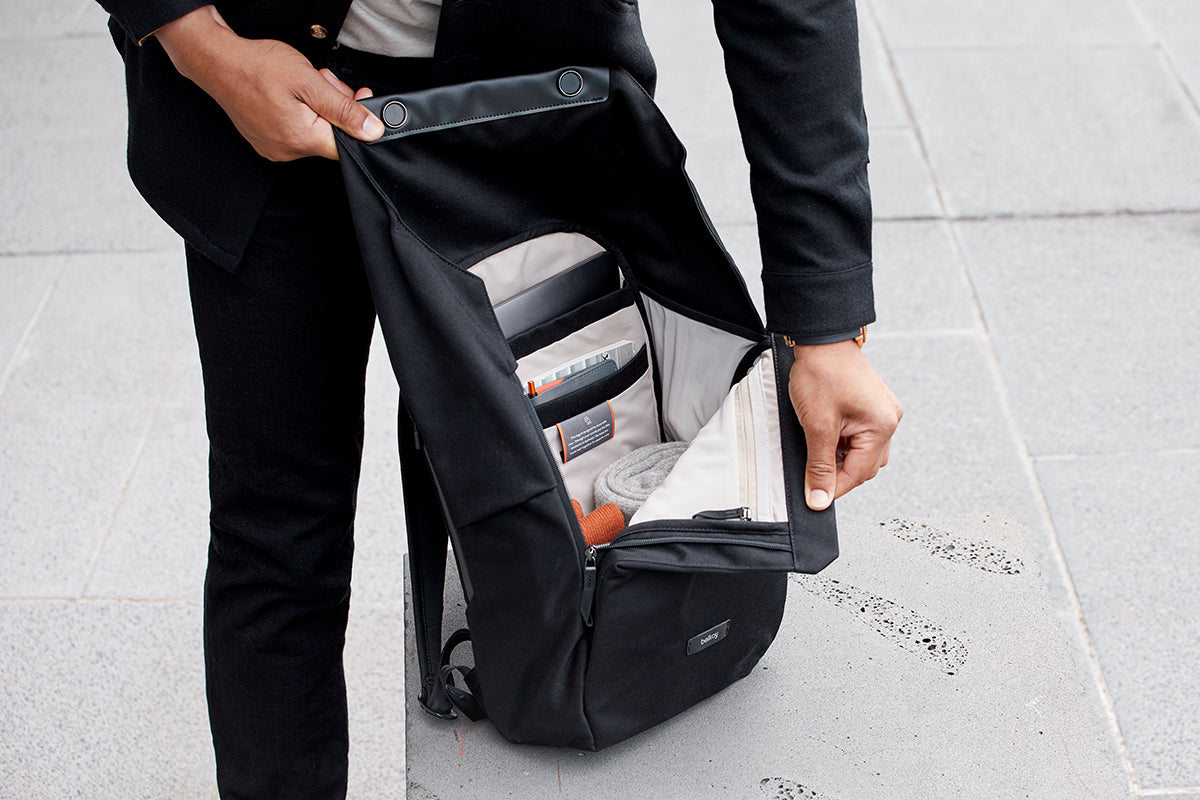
[398,401,455,719]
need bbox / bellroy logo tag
[687,620,731,655]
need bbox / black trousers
[185,52,437,799]
[188,158,374,799]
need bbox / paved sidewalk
[3,0,1199,798]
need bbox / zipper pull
[580,546,598,628]
[692,507,754,522]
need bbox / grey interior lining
[641,295,758,442]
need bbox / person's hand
[154,5,383,161]
[788,339,902,511]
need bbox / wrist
[154,6,234,82]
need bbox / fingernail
[808,489,830,510]
[363,115,384,138]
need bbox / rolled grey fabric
[594,442,689,521]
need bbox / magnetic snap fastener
[381,101,408,129]
[309,24,329,39]
[557,70,584,98]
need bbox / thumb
[302,71,384,142]
[802,421,840,511]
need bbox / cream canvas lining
[630,349,787,525]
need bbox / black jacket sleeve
[713,0,874,338]
[97,0,210,44]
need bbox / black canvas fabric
[336,66,839,750]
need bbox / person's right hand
[154,5,383,161]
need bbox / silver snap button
[381,101,408,129]
[557,70,584,98]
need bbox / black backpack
[336,66,839,750]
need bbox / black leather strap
[362,67,610,142]
[438,628,487,722]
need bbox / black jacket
[99,0,873,338]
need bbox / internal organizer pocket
[515,302,661,514]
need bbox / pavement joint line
[1120,0,1200,118]
[77,406,160,600]
[1034,448,1200,462]
[67,0,98,30]
[869,329,981,340]
[1153,41,1200,119]
[860,0,950,219]
[873,212,946,222]
[0,401,171,412]
[888,42,1165,54]
[877,209,1200,223]
[1018,404,1143,797]
[0,597,202,604]
[857,24,1142,788]
[0,33,109,43]
[1141,789,1200,796]
[0,246,182,259]
[1120,0,1164,44]
[0,255,66,399]
[947,208,1200,222]
[943,216,1142,796]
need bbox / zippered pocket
[583,525,795,748]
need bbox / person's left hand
[787,339,903,511]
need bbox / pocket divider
[508,285,638,362]
[533,345,649,428]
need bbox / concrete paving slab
[345,600,409,798]
[1137,0,1200,105]
[0,597,407,800]
[1036,452,1200,789]
[868,129,942,219]
[364,324,400,410]
[0,38,127,135]
[2,251,195,407]
[72,0,112,38]
[83,405,208,600]
[868,0,1150,48]
[871,221,977,335]
[83,397,409,602]
[0,0,99,41]
[894,47,1200,216]
[831,335,1040,532]
[0,404,150,598]
[0,134,177,255]
[0,255,63,374]
[353,404,410,601]
[135,248,208,409]
[954,214,1200,456]
[160,335,206,408]
[0,600,213,800]
[858,4,909,131]
[640,0,737,140]
[403,516,1129,799]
